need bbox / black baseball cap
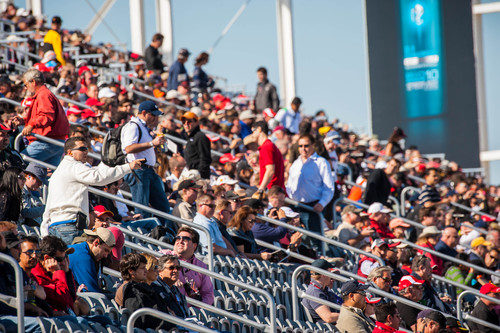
[52,16,62,25]
[177,179,201,191]
[340,279,369,297]
[138,100,162,116]
[311,259,334,271]
[417,309,446,329]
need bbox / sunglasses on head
[72,146,88,152]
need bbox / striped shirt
[417,184,441,205]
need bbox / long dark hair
[0,167,23,199]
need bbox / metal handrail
[103,266,267,331]
[127,308,216,333]
[0,44,41,60]
[256,214,384,265]
[398,238,500,278]
[116,225,174,251]
[291,265,445,322]
[400,186,420,216]
[254,238,314,264]
[457,290,500,330]
[124,241,277,332]
[18,154,215,271]
[0,252,24,333]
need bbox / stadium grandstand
[0,1,500,333]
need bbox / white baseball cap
[367,202,392,214]
[215,175,238,186]
[280,206,299,218]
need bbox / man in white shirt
[192,194,236,257]
[121,101,175,233]
[274,97,302,134]
[41,136,142,244]
[286,133,335,250]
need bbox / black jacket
[254,79,279,112]
[144,45,165,71]
[183,126,212,179]
[363,168,391,205]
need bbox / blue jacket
[167,60,188,91]
[252,219,288,244]
[239,121,253,139]
[68,242,101,293]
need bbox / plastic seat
[219,318,231,331]
[88,321,107,333]
[207,317,220,331]
[63,319,84,333]
[36,317,53,333]
[47,318,69,333]
[106,325,123,333]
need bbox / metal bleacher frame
[127,308,217,333]
[456,289,500,331]
[0,252,25,333]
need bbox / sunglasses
[167,265,181,270]
[298,144,310,148]
[22,249,40,256]
[174,236,192,242]
[378,276,392,283]
[72,146,88,152]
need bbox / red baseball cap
[480,283,500,295]
[93,205,114,218]
[219,153,240,164]
[263,108,276,118]
[398,275,424,290]
[66,106,82,116]
[81,109,97,119]
[108,227,124,261]
[85,98,104,107]
[206,134,220,143]
[78,66,91,77]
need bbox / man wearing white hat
[368,203,395,239]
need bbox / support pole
[276,0,296,109]
[85,0,117,36]
[129,0,145,55]
[155,0,174,65]
[28,0,42,18]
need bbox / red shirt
[370,219,395,239]
[25,85,69,143]
[31,262,75,312]
[258,139,285,190]
[373,321,404,333]
[417,241,443,275]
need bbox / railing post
[0,253,24,333]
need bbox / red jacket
[370,219,395,239]
[417,241,443,275]
[31,262,74,312]
[25,85,69,142]
[372,321,405,333]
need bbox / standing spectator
[275,97,302,134]
[42,16,65,66]
[252,121,285,192]
[372,302,402,333]
[395,275,424,330]
[435,226,459,259]
[301,259,342,324]
[20,162,46,226]
[368,203,395,239]
[21,68,69,165]
[68,228,115,293]
[192,52,213,94]
[254,67,279,113]
[327,205,374,247]
[193,194,236,256]
[363,159,400,205]
[171,179,200,222]
[167,48,190,91]
[469,283,500,332]
[182,111,212,179]
[336,279,373,333]
[144,33,166,72]
[164,226,214,305]
[121,101,173,231]
[41,137,141,244]
[417,168,448,208]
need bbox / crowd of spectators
[0,4,500,333]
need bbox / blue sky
[13,0,500,184]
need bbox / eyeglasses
[202,203,215,209]
[55,255,67,262]
[72,146,88,152]
[167,265,181,270]
[298,144,310,148]
[377,276,392,283]
[174,235,192,242]
[22,249,40,256]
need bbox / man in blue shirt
[68,228,115,293]
[167,48,190,91]
[434,227,459,260]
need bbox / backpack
[101,122,142,167]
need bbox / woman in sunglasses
[227,206,273,260]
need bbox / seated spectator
[396,244,414,275]
[416,226,443,275]
[444,253,475,294]
[171,179,200,222]
[411,255,451,313]
[20,162,46,226]
[154,254,190,318]
[193,194,237,256]
[301,259,342,324]
[395,275,424,330]
[253,206,289,245]
[357,239,388,278]
[211,199,239,254]
[388,218,410,240]
[414,309,446,333]
[93,204,160,232]
[418,207,438,227]
[367,266,394,297]
[68,228,115,293]
[458,222,481,250]
[327,205,374,247]
[227,206,272,260]
[266,185,286,212]
[469,283,500,332]
[115,253,147,307]
[336,279,374,333]
[469,236,491,269]
[0,166,24,222]
[435,226,459,259]
[417,168,448,208]
[372,302,402,333]
[142,253,159,285]
[163,226,214,305]
[367,203,395,239]
[0,122,25,175]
